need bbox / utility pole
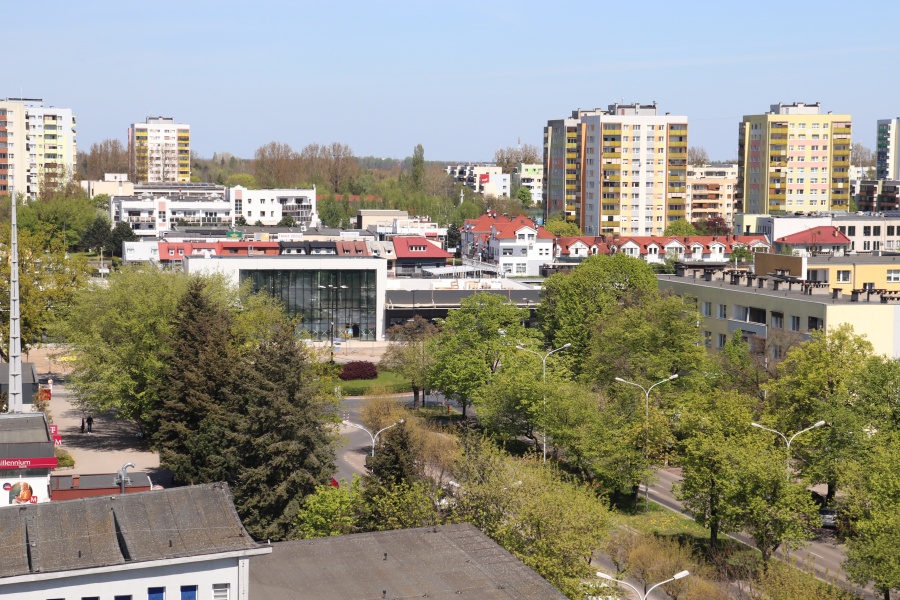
[8,184,22,412]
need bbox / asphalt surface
[649,468,876,599]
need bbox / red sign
[49,425,58,435]
[53,435,62,446]
[0,457,59,469]
[479,173,489,184]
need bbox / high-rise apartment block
[544,103,689,236]
[686,164,738,229]
[876,118,900,180]
[128,117,190,183]
[736,103,851,215]
[0,98,77,199]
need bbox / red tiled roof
[392,236,453,259]
[335,241,370,256]
[555,236,611,255]
[610,235,770,253]
[775,226,850,245]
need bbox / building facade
[686,164,738,228]
[737,102,852,215]
[128,116,190,183]
[445,164,509,197]
[544,104,689,236]
[0,98,77,199]
[876,118,900,180]
[512,163,543,206]
[228,185,318,227]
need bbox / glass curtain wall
[240,269,378,341]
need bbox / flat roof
[807,254,900,265]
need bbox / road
[649,468,876,599]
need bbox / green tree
[79,215,113,253]
[428,293,536,417]
[14,189,98,251]
[226,173,259,189]
[232,320,338,540]
[234,216,247,226]
[538,254,658,375]
[109,221,138,257]
[154,278,244,485]
[411,144,425,191]
[366,422,420,487]
[380,316,437,408]
[295,477,364,538]
[663,218,700,237]
[730,245,753,263]
[277,215,296,227]
[842,433,900,600]
[515,186,532,206]
[544,218,582,237]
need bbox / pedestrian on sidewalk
[86,415,94,433]
[80,417,85,434]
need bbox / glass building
[241,268,378,341]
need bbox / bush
[339,361,378,381]
[55,447,75,468]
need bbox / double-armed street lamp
[514,342,571,463]
[596,569,690,600]
[614,373,679,511]
[342,418,404,457]
[750,420,826,479]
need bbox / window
[181,586,198,600]
[501,248,513,256]
[149,589,165,600]
[703,331,712,347]
[888,270,900,283]
[115,597,133,600]
[717,333,727,349]
[847,226,856,236]
[790,316,801,332]
[213,584,230,600]
[837,270,851,283]
[515,263,527,274]
[771,312,784,329]
[701,301,712,317]
[718,304,727,319]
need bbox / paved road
[649,468,875,599]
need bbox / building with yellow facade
[736,102,851,215]
[128,117,190,183]
[0,98,77,199]
[543,103,689,236]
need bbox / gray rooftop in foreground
[0,413,55,460]
[0,483,262,579]
[249,524,567,600]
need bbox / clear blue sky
[8,0,898,162]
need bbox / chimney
[72,475,80,488]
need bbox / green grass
[335,371,411,396]
[615,500,711,541]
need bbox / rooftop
[249,524,566,600]
[0,483,265,580]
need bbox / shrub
[339,361,378,381]
[55,447,75,468]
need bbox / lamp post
[342,418,404,457]
[614,373,679,511]
[596,570,690,600]
[751,420,826,479]
[319,282,348,359]
[514,342,571,463]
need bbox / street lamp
[342,418,404,457]
[751,420,826,478]
[597,570,690,600]
[515,342,571,463]
[319,283,348,358]
[614,373,679,511]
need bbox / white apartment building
[128,116,190,183]
[579,103,689,236]
[0,98,77,199]
[512,163,543,205]
[740,212,900,254]
[483,220,555,276]
[876,118,900,180]
[445,164,510,197]
[227,185,318,227]
[686,164,738,228]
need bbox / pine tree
[154,278,243,485]
[232,321,337,540]
[365,422,419,487]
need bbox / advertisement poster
[2,477,46,505]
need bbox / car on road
[819,508,837,529]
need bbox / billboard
[1,477,49,505]
[479,173,490,184]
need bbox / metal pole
[515,343,570,463]
[751,420,825,480]
[8,185,22,412]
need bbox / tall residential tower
[544,103,689,235]
[128,117,191,183]
[876,118,900,180]
[736,103,851,215]
[0,98,77,199]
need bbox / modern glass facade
[240,269,378,340]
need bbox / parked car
[819,508,837,529]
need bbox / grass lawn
[615,500,711,542]
[336,371,411,396]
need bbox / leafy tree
[14,189,98,251]
[445,222,461,255]
[78,215,113,254]
[538,254,658,375]
[366,422,420,487]
[749,561,851,600]
[411,144,425,191]
[429,293,537,416]
[109,221,138,257]
[254,220,264,227]
[362,479,442,532]
[226,173,259,189]
[92,193,111,211]
[154,278,244,485]
[663,218,700,237]
[675,390,757,553]
[515,186,532,206]
[295,477,364,538]
[234,216,247,226]
[842,432,900,600]
[730,245,753,263]
[231,320,338,540]
[544,218,582,237]
[380,316,437,408]
[277,215,296,227]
